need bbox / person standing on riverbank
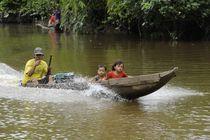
[48,9,62,32]
[48,12,56,28]
[21,47,51,86]
[54,9,62,32]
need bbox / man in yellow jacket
[22,47,50,86]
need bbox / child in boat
[92,64,107,82]
[106,60,127,79]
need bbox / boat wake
[138,85,203,111]
[0,63,203,103]
[0,63,22,86]
[0,63,122,102]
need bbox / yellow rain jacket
[22,59,48,86]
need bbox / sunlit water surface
[0,25,209,139]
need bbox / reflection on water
[0,25,210,139]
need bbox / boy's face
[97,67,106,76]
[114,64,124,73]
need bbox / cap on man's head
[34,47,44,55]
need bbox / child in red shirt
[107,60,127,79]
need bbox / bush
[0,0,209,40]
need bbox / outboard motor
[53,72,74,83]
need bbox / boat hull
[100,67,178,99]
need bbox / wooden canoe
[100,67,178,99]
[26,67,178,100]
[36,23,51,30]
[36,23,63,33]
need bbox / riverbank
[1,0,210,40]
[0,13,36,23]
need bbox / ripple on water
[138,85,204,111]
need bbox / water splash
[0,63,22,86]
[0,63,121,102]
[138,85,204,111]
[140,85,203,102]
[83,82,123,101]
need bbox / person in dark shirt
[54,9,61,32]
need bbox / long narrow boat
[36,23,51,30]
[101,67,178,99]
[36,23,63,33]
[26,67,178,100]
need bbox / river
[0,24,209,139]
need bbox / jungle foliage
[0,0,210,40]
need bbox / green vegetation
[61,0,107,33]
[0,0,57,17]
[0,0,210,40]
